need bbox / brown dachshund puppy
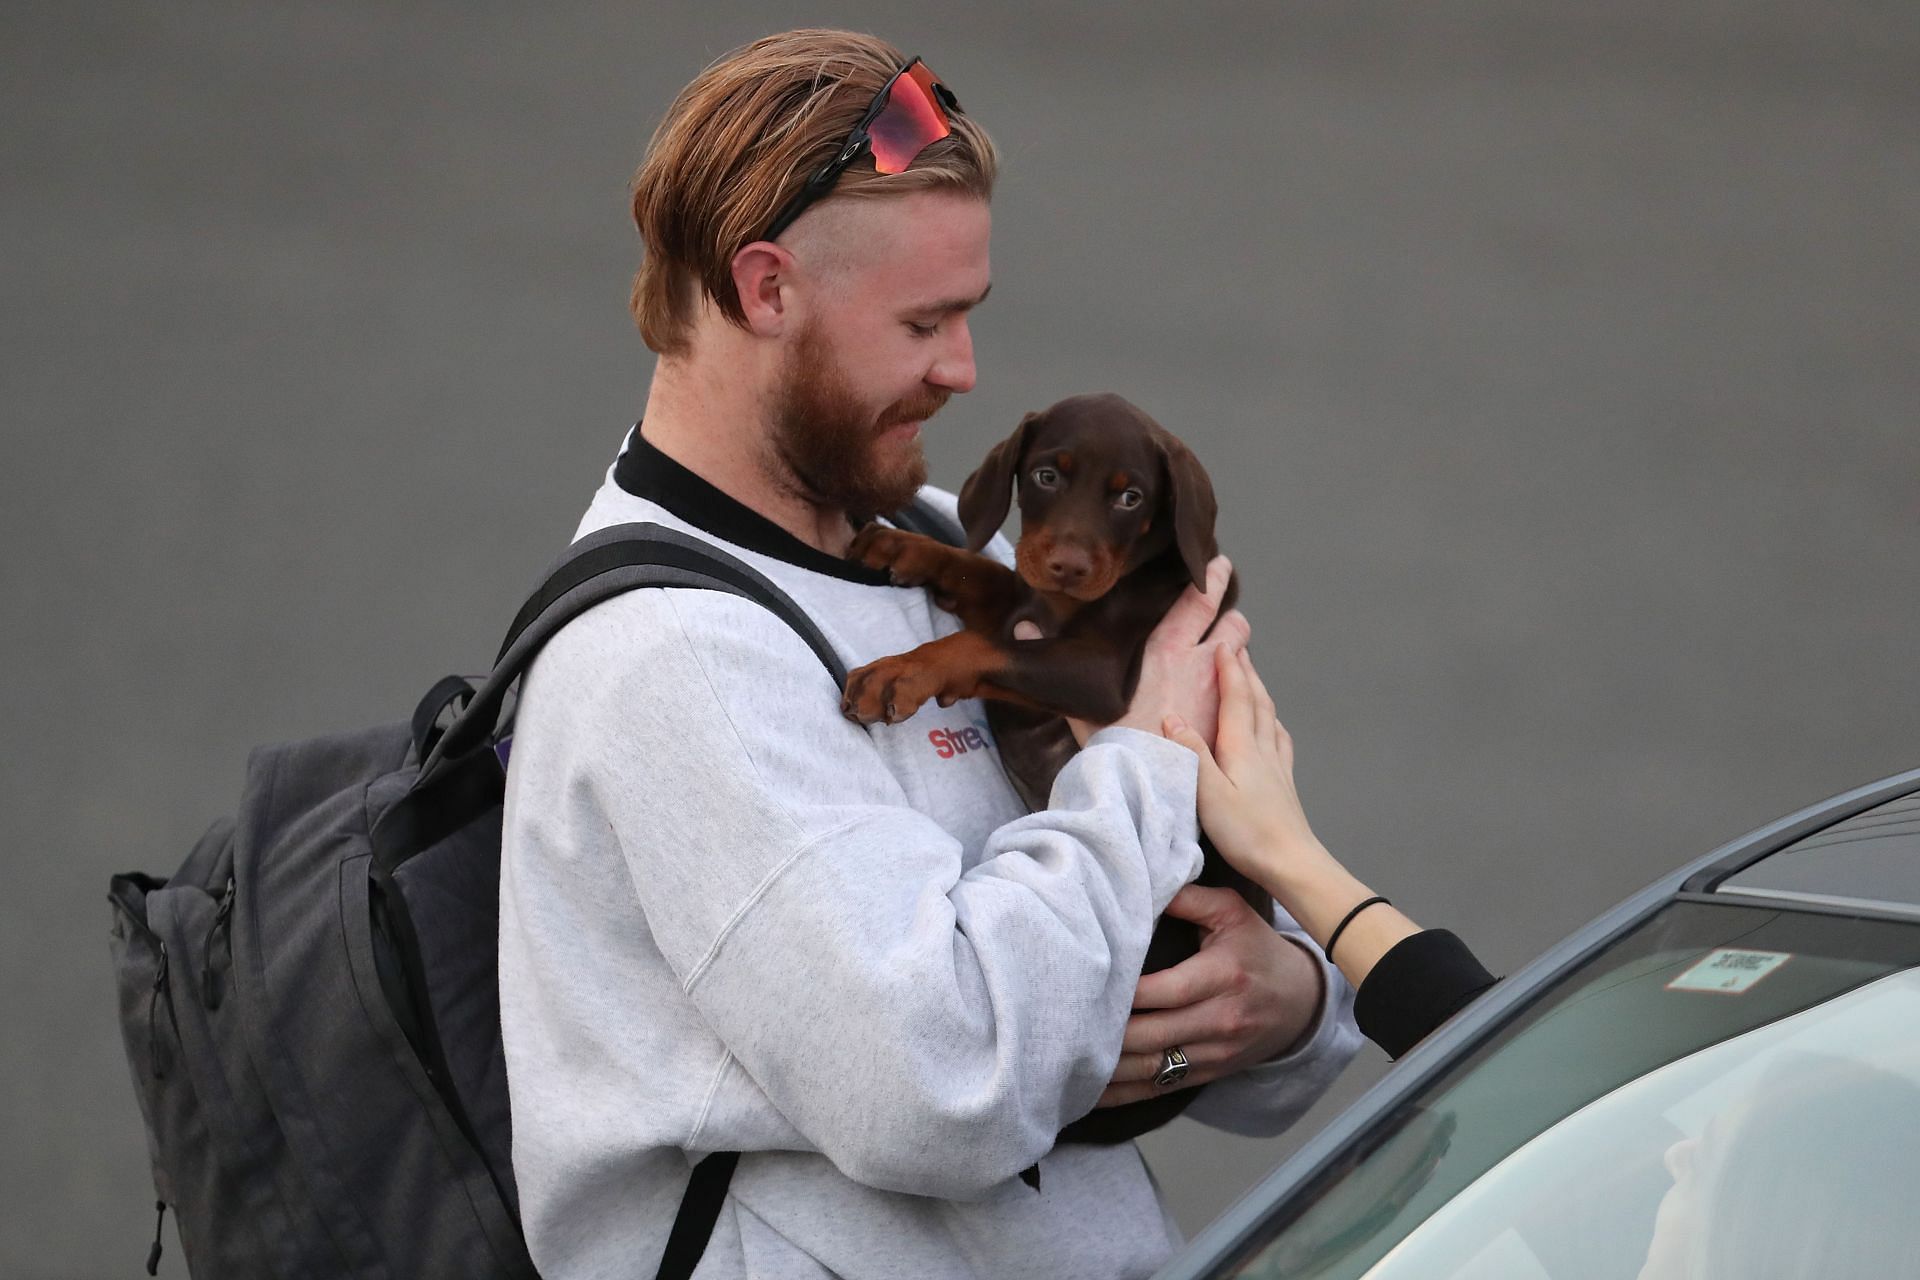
[842,391,1269,1145]
[841,391,1238,741]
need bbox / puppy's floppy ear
[957,411,1039,551]
[1158,429,1220,591]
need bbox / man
[498,29,1360,1279]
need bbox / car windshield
[1218,902,1920,1280]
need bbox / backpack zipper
[146,1199,167,1275]
[201,875,237,1008]
[147,941,174,1079]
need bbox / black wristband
[1325,895,1390,963]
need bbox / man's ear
[1158,428,1219,591]
[729,242,792,335]
[958,412,1039,550]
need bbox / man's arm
[549,587,1205,1198]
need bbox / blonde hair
[628,29,998,355]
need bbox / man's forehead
[909,280,992,314]
[807,190,990,300]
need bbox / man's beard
[768,321,947,522]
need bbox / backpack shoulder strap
[423,521,845,777]
[887,492,966,548]
[372,523,843,875]
[427,495,959,775]
[495,521,846,674]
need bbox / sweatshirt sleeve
[1352,929,1499,1060]
[560,588,1205,1199]
[1180,902,1364,1137]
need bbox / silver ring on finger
[1152,1046,1191,1089]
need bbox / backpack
[106,505,961,1280]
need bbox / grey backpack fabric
[106,511,961,1279]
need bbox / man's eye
[907,320,938,337]
[1031,467,1059,488]
[1114,489,1144,510]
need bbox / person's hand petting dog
[1021,607,1497,1069]
[1161,645,1424,991]
[1011,554,1247,750]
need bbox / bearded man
[497,29,1359,1280]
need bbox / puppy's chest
[1013,567,1184,645]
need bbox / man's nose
[928,319,975,394]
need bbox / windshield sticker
[1666,948,1793,995]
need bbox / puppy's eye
[1114,489,1144,510]
[1031,467,1060,488]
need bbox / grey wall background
[5,2,1916,1275]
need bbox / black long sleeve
[1351,929,1498,1059]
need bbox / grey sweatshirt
[497,432,1360,1279]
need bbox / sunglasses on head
[760,56,962,244]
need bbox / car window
[1215,903,1920,1280]
[1364,968,1920,1279]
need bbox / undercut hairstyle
[628,29,998,356]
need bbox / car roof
[1693,777,1920,920]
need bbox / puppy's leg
[846,525,1021,632]
[977,636,1138,727]
[842,631,1130,727]
[843,630,1019,725]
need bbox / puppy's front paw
[846,524,945,589]
[841,655,943,725]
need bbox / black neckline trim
[613,426,897,586]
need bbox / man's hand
[1013,555,1249,748]
[1094,885,1324,1107]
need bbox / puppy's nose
[1046,548,1092,590]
